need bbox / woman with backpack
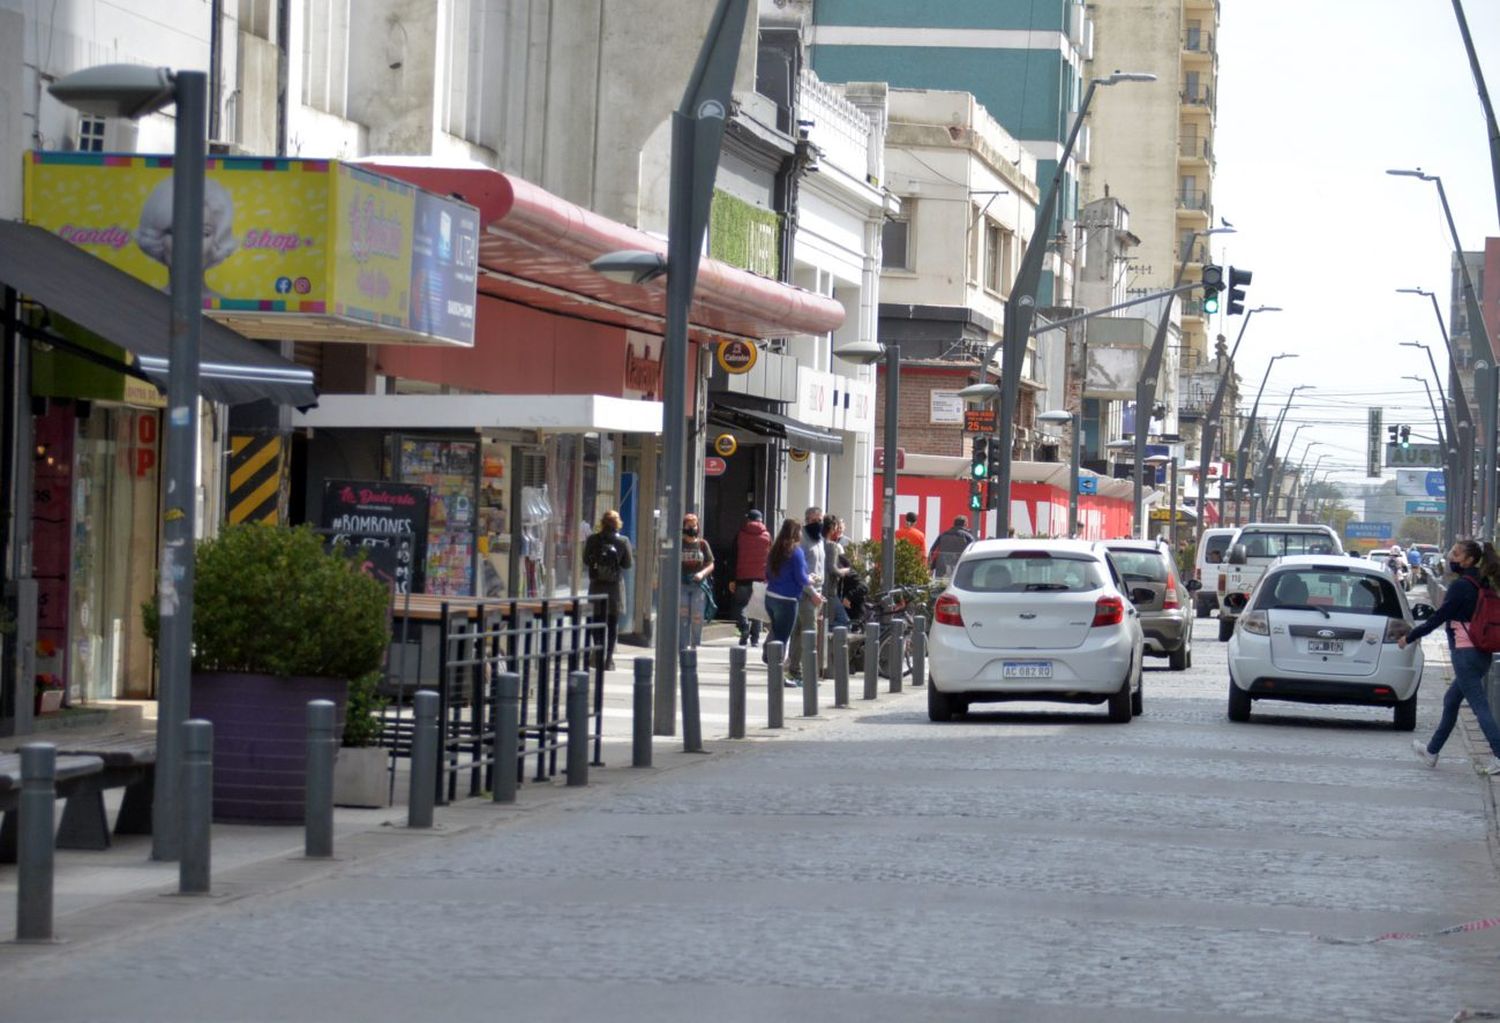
[584,510,633,670]
[1400,539,1500,774]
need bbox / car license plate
[1002,661,1052,679]
[1307,640,1344,654]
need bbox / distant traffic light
[972,436,990,480]
[1388,425,1399,445]
[969,479,983,511]
[1226,266,1253,315]
[1200,264,1225,315]
[1399,424,1411,449]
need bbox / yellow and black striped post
[226,434,285,525]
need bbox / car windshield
[955,553,1104,593]
[1253,569,1403,618]
[1237,531,1338,558]
[1108,550,1170,582]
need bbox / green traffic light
[1203,293,1220,315]
[970,493,982,510]
[973,462,988,478]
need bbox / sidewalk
[0,623,909,946]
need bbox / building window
[984,221,1013,295]
[1185,20,1202,50]
[882,213,911,271]
[77,117,106,152]
[1184,70,1201,101]
[302,0,351,118]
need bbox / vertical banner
[1367,408,1383,478]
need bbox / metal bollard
[832,627,850,708]
[494,673,520,802]
[766,640,785,728]
[863,622,880,700]
[728,646,747,739]
[16,743,56,941]
[408,690,438,829]
[802,630,819,717]
[179,720,213,895]
[567,671,590,786]
[910,616,927,688]
[305,700,336,859]
[632,658,654,768]
[680,649,703,753]
[888,617,906,694]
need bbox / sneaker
[1411,739,1438,768]
[1477,756,1500,776]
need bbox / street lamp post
[1038,409,1081,537]
[990,70,1155,536]
[49,64,205,861]
[1397,293,1473,535]
[1144,454,1175,547]
[1254,385,1313,521]
[1270,424,1310,519]
[1234,352,1298,526]
[1196,306,1281,547]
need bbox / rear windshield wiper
[1275,602,1331,618]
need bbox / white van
[1193,527,1238,618]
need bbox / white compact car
[927,539,1145,723]
[1226,555,1425,729]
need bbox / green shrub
[146,524,390,680]
[848,538,932,594]
[342,670,385,747]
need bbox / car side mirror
[1411,603,1434,621]
[1185,578,1202,593]
[1130,587,1155,605]
[1227,544,1247,565]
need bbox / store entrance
[703,444,771,618]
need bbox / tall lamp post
[1399,331,1468,536]
[1038,409,1081,537]
[1234,352,1298,526]
[1270,424,1310,519]
[48,64,204,861]
[1196,305,1281,547]
[1144,454,1176,547]
[1387,168,1497,540]
[1403,371,1453,540]
[990,70,1154,536]
[590,0,751,736]
[835,340,897,586]
[1254,385,1313,521]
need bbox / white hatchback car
[1226,555,1425,729]
[927,539,1145,723]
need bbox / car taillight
[1091,595,1125,627]
[1240,611,1269,636]
[1384,618,1411,644]
[933,594,964,627]
[1163,585,1180,610]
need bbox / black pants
[589,587,620,666]
[731,580,762,644]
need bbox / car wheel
[928,684,958,722]
[1218,617,1235,642]
[1227,677,1251,722]
[1195,596,1212,619]
[1394,693,1418,732]
[1131,678,1144,716]
[1107,675,1133,723]
[1168,641,1189,671]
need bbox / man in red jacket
[729,510,772,646]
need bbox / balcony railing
[1181,88,1214,109]
[1176,189,1211,212]
[1178,136,1214,163]
[1183,30,1214,54]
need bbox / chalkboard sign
[321,480,431,594]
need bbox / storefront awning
[0,221,318,408]
[709,402,844,455]
[361,162,847,344]
[292,393,662,434]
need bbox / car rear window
[1252,568,1403,618]
[1108,550,1170,582]
[1237,531,1339,558]
[1205,534,1232,558]
[955,554,1105,593]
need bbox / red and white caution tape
[1318,915,1500,945]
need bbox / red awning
[363,163,845,344]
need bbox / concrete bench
[0,752,105,863]
[52,733,156,851]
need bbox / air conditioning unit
[208,139,249,157]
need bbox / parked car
[1104,540,1198,670]
[1217,524,1343,641]
[1193,527,1238,619]
[927,539,1145,723]
[1226,555,1425,730]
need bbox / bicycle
[846,584,930,678]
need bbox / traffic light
[1225,266,1252,315]
[1388,425,1399,445]
[1200,264,1224,315]
[1399,424,1411,449]
[969,479,983,511]
[972,436,990,480]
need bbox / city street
[5,619,1500,1022]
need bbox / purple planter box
[190,672,348,823]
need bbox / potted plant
[147,524,390,822]
[34,672,65,715]
[333,670,390,808]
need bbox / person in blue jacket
[1400,539,1500,774]
[764,517,822,685]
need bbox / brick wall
[875,364,975,457]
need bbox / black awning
[0,220,317,408]
[709,398,844,455]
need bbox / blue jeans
[766,595,799,649]
[679,583,703,649]
[1427,646,1500,757]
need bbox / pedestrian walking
[787,506,825,682]
[582,510,633,671]
[729,510,771,647]
[1401,539,1500,774]
[895,511,926,556]
[823,515,853,630]
[764,517,822,684]
[928,515,976,578]
[679,512,714,649]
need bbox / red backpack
[1460,578,1500,655]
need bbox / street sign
[1346,521,1394,540]
[1405,500,1445,517]
[1384,443,1443,468]
[712,433,738,457]
[964,409,997,433]
[1367,408,1382,477]
[704,456,727,477]
[1396,469,1444,497]
[873,447,906,470]
[1078,476,1098,495]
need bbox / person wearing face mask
[786,506,825,683]
[1401,539,1500,774]
[679,513,715,649]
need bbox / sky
[1211,0,1500,488]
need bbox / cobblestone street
[5,620,1500,1022]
